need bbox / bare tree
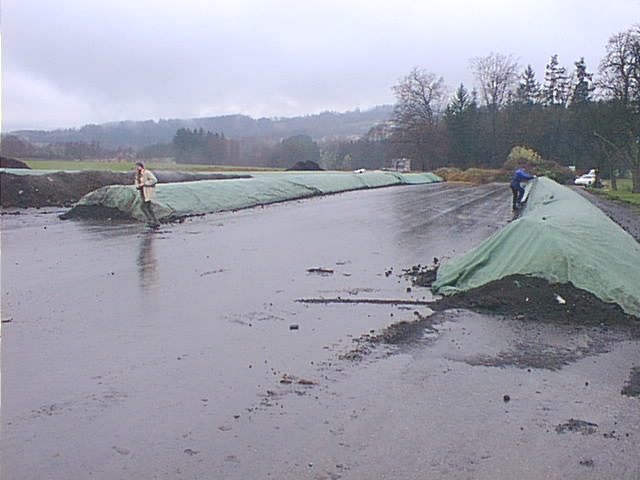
[471,53,519,112]
[391,68,448,171]
[597,24,640,192]
[471,53,519,163]
[598,25,640,105]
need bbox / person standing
[510,167,535,210]
[134,162,159,226]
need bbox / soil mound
[0,156,30,169]
[431,274,639,326]
[286,161,323,171]
[1,170,250,208]
[1,171,131,208]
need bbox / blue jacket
[511,168,534,188]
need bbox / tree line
[0,134,134,160]
[169,129,320,167]
[388,24,639,192]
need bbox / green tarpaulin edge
[432,177,640,318]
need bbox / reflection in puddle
[137,231,158,291]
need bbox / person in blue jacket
[510,168,535,210]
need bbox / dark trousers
[511,184,524,209]
[139,189,158,224]
[141,201,158,224]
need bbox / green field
[21,158,283,173]
[599,178,640,206]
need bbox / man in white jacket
[135,162,159,226]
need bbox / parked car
[574,173,597,186]
[574,169,600,187]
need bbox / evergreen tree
[569,57,594,106]
[172,128,237,164]
[515,65,541,104]
[542,54,570,106]
[446,83,471,115]
[445,83,478,167]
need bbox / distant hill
[10,106,393,150]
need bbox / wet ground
[2,182,639,479]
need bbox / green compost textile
[69,171,442,222]
[432,176,640,318]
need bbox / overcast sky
[2,0,638,131]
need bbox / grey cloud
[3,0,638,130]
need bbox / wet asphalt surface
[2,182,639,480]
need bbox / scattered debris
[555,419,598,435]
[403,263,439,288]
[200,269,225,277]
[555,293,566,304]
[279,374,317,386]
[112,446,130,455]
[306,267,335,275]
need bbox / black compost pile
[431,274,639,327]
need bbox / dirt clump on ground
[555,419,599,435]
[1,170,250,208]
[430,274,639,327]
[621,367,640,398]
[0,156,31,169]
[403,262,439,287]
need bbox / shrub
[435,167,508,184]
[504,146,574,184]
[504,146,543,168]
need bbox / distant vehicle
[574,169,598,186]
